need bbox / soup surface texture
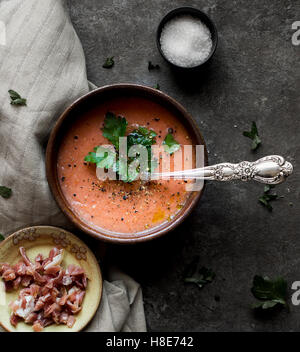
[57,96,194,234]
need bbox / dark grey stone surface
[66,0,300,331]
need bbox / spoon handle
[153,155,293,185]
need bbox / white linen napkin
[0,0,146,332]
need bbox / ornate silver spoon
[149,155,293,185]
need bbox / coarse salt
[160,15,213,68]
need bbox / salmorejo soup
[57,93,203,235]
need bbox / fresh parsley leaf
[127,127,157,148]
[103,57,114,69]
[259,185,278,211]
[264,185,274,193]
[0,234,4,241]
[184,258,215,289]
[243,122,261,151]
[95,147,116,169]
[102,112,127,149]
[0,186,12,199]
[251,275,287,310]
[8,90,27,106]
[185,267,215,289]
[148,61,160,71]
[113,158,139,183]
[126,159,140,183]
[127,127,157,179]
[84,146,116,169]
[154,83,160,90]
[163,133,180,154]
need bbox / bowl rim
[46,83,208,244]
[156,6,218,69]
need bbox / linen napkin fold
[0,0,146,332]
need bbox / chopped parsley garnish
[163,133,180,154]
[243,122,261,151]
[0,186,12,199]
[85,112,158,182]
[0,234,4,241]
[102,57,115,69]
[184,258,215,289]
[259,185,278,211]
[154,83,160,90]
[251,275,287,310]
[148,61,160,70]
[8,90,27,106]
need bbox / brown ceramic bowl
[46,84,208,244]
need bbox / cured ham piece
[10,313,20,327]
[43,248,64,271]
[67,315,76,328]
[19,247,33,267]
[14,262,26,276]
[33,321,43,332]
[0,247,87,332]
[0,264,16,281]
[66,264,85,276]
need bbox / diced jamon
[10,313,20,327]
[13,276,22,290]
[67,315,76,328]
[0,247,87,332]
[43,248,64,271]
[44,265,61,275]
[21,276,32,287]
[25,312,38,324]
[19,247,33,266]
[1,266,16,281]
[66,264,85,276]
[14,262,26,276]
[32,321,43,332]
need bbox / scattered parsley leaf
[259,185,278,211]
[184,267,215,289]
[163,133,180,154]
[184,258,215,289]
[251,275,287,310]
[243,122,261,151]
[8,90,27,106]
[154,83,160,90]
[0,234,4,241]
[102,57,114,69]
[264,185,274,193]
[102,112,127,149]
[0,186,12,199]
[148,61,160,71]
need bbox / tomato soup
[57,96,194,234]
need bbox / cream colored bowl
[0,226,102,332]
